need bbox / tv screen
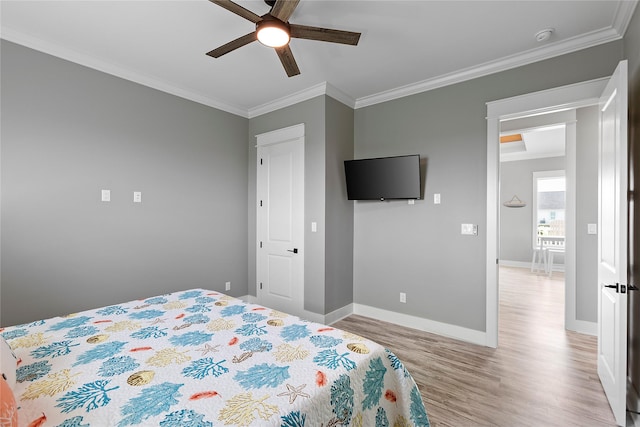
[344,155,421,200]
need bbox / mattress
[1,289,429,426]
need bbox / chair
[531,237,547,273]
[531,245,547,273]
[546,247,565,277]
[531,235,565,275]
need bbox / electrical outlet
[400,292,406,303]
[225,281,231,291]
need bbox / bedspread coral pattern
[1,289,429,426]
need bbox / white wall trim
[355,27,624,109]
[325,303,354,325]
[248,82,355,119]
[243,297,495,346]
[499,260,533,269]
[240,294,327,324]
[570,320,597,336]
[487,78,608,120]
[255,123,305,147]
[487,78,607,349]
[352,304,487,346]
[249,82,328,119]
[5,0,635,120]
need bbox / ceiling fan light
[257,20,290,47]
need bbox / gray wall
[625,3,640,407]
[499,156,565,263]
[248,96,327,314]
[0,41,249,326]
[575,106,599,322]
[247,95,355,316]
[353,41,623,332]
[324,97,354,313]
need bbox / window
[532,170,565,247]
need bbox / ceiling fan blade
[275,45,300,77]
[206,32,257,58]
[290,24,361,45]
[270,0,300,22]
[209,0,262,23]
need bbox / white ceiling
[1,0,637,118]
[500,125,566,162]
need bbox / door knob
[604,284,619,292]
[287,248,298,254]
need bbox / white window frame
[532,170,566,249]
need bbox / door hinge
[259,282,263,290]
[260,158,263,165]
[260,200,263,207]
[259,241,262,249]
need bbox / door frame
[255,123,306,315]
[485,77,608,348]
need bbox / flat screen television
[344,154,421,200]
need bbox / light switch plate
[461,224,478,235]
[133,191,142,203]
[434,193,441,204]
[101,189,110,202]
[587,223,597,235]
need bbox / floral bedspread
[1,289,429,426]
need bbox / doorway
[255,124,305,318]
[498,114,570,341]
[486,77,609,348]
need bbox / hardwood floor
[333,266,616,426]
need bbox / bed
[1,289,429,426]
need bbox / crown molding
[2,0,636,117]
[354,25,625,109]
[247,81,355,118]
[614,0,639,35]
[0,27,249,118]
[247,82,327,118]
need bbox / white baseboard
[566,319,597,336]
[324,303,354,325]
[239,294,326,324]
[499,260,531,269]
[351,303,487,346]
[243,295,485,345]
[238,294,255,304]
[499,259,565,272]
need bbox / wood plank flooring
[333,266,616,426]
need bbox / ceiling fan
[207,0,361,77]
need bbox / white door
[256,125,305,317]
[597,60,628,427]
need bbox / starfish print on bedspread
[197,344,220,356]
[277,383,310,404]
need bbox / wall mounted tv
[344,154,421,200]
